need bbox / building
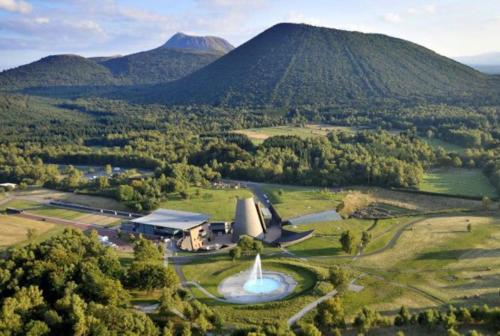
[0,183,17,190]
[232,198,267,242]
[130,209,210,251]
[210,222,232,235]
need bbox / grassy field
[286,217,413,257]
[419,168,498,198]
[161,187,253,221]
[0,199,121,226]
[261,185,344,219]
[353,215,500,306]
[16,188,128,211]
[234,124,357,144]
[420,137,467,154]
[0,214,63,249]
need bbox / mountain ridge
[0,33,232,89]
[136,23,490,107]
[163,32,234,53]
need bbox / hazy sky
[1,0,500,70]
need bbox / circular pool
[218,271,297,304]
[243,277,281,294]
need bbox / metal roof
[131,209,209,231]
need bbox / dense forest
[0,93,498,211]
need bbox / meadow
[0,214,63,249]
[234,124,357,144]
[419,137,467,154]
[419,168,498,198]
[0,199,121,226]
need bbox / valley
[0,17,498,336]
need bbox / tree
[117,185,134,202]
[361,231,371,247]
[339,230,354,254]
[315,297,345,328]
[299,323,321,336]
[104,164,113,175]
[26,228,37,242]
[96,176,109,190]
[133,237,163,262]
[482,196,492,210]
[229,246,242,261]
[467,223,472,232]
[394,306,412,326]
[181,324,192,336]
[127,262,178,291]
[329,265,349,290]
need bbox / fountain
[218,253,297,303]
[243,254,280,294]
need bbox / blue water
[243,278,280,294]
[288,210,342,225]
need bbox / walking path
[287,289,338,326]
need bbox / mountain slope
[163,32,234,53]
[0,55,117,90]
[100,47,223,85]
[0,33,232,89]
[143,23,490,106]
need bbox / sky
[1,0,500,70]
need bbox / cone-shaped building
[232,198,267,242]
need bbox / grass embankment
[262,185,343,219]
[181,254,327,328]
[161,187,253,221]
[419,168,498,198]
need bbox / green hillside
[0,34,228,89]
[0,55,117,90]
[100,47,223,85]
[143,23,492,106]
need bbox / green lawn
[420,137,466,154]
[261,184,344,219]
[160,187,253,221]
[419,168,498,198]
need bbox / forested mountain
[163,32,234,53]
[0,33,231,89]
[139,23,494,107]
[99,47,223,85]
[0,55,117,90]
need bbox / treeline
[192,131,434,188]
[0,229,223,336]
[0,152,220,211]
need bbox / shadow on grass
[417,248,500,260]
[289,247,342,257]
